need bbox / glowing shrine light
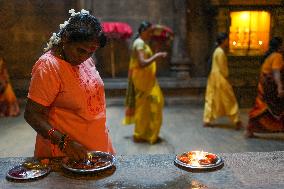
[240,12,250,21]
[258,41,263,45]
[232,41,237,46]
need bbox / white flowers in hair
[59,21,69,30]
[43,9,90,52]
[43,32,61,52]
[69,8,90,16]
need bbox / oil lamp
[174,150,224,171]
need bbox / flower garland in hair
[43,9,90,52]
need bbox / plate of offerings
[62,151,115,173]
[6,160,51,180]
[174,151,224,170]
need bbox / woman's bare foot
[149,137,162,144]
[244,129,254,138]
[244,124,254,138]
[133,135,146,143]
[203,122,212,127]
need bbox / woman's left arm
[272,53,284,97]
[273,69,284,97]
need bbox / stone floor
[0,99,284,158]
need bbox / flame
[189,151,207,167]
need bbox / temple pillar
[170,0,190,79]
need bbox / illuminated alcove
[229,11,270,56]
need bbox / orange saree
[248,52,284,133]
[0,57,20,117]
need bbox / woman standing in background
[203,32,242,129]
[123,21,167,144]
[245,37,284,138]
[0,48,20,117]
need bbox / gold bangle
[47,128,57,141]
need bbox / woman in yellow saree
[123,21,167,144]
[203,33,242,129]
[245,37,284,138]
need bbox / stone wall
[0,0,76,96]
[78,0,176,77]
[78,0,174,38]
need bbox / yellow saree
[123,38,164,144]
[203,47,240,124]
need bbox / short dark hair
[138,21,152,34]
[261,36,283,64]
[216,32,228,45]
[59,13,107,48]
[269,36,283,51]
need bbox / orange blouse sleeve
[27,58,61,107]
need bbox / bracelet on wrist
[63,135,70,151]
[58,134,70,151]
[47,128,58,144]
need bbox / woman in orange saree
[0,56,20,117]
[245,37,284,138]
[24,9,115,160]
[123,21,167,144]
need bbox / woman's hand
[63,140,89,160]
[155,52,167,59]
[137,50,167,67]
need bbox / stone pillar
[170,0,190,79]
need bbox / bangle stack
[58,134,70,151]
[48,128,70,151]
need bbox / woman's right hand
[63,140,89,160]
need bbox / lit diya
[62,151,115,173]
[174,151,224,170]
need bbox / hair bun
[99,33,107,48]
